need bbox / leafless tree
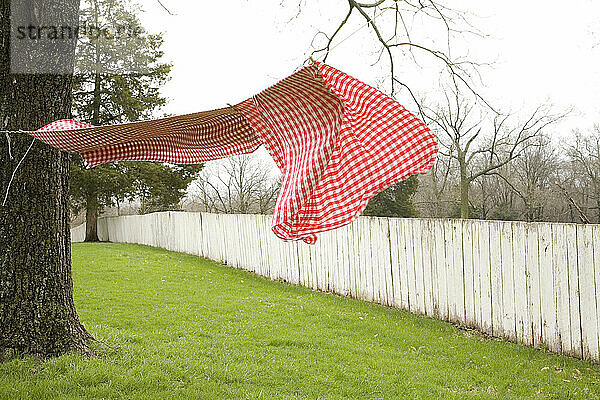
[412,152,458,217]
[567,126,600,222]
[498,135,561,221]
[470,167,510,220]
[424,87,564,218]
[190,154,280,214]
[465,134,562,222]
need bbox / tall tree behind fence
[72,213,600,363]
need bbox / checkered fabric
[34,108,261,166]
[30,62,438,243]
[238,63,438,243]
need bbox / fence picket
[553,224,571,354]
[434,219,448,320]
[444,221,457,323]
[395,220,410,310]
[513,222,529,345]
[539,224,558,352]
[501,222,517,341]
[578,223,600,360]
[463,221,475,327]
[406,220,419,313]
[593,225,600,360]
[422,219,435,317]
[412,219,426,315]
[566,224,582,358]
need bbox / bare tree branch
[310,0,494,111]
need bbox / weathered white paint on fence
[71,212,600,363]
[70,223,86,243]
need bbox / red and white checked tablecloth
[31,62,438,243]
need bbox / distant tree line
[415,117,600,224]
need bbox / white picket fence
[71,212,600,363]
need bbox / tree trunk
[84,25,102,240]
[0,0,92,358]
[460,179,470,219]
[459,156,470,219]
[84,195,99,242]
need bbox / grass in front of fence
[1,243,599,399]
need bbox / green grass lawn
[1,243,600,399]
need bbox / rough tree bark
[0,0,92,358]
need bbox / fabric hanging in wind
[30,62,439,243]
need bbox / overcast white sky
[135,0,600,142]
